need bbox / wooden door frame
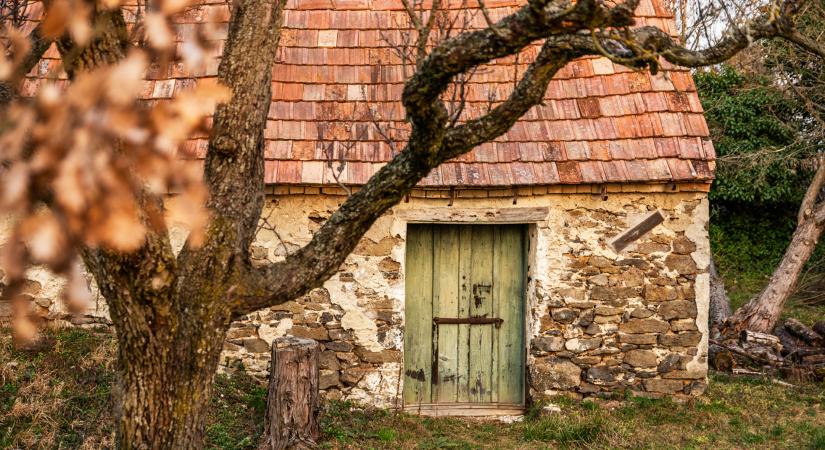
[398,207,546,416]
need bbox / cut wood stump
[259,337,320,450]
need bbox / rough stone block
[551,308,578,324]
[664,254,696,274]
[618,333,658,345]
[624,349,658,367]
[643,285,677,302]
[319,369,341,389]
[619,318,670,334]
[658,300,697,320]
[243,338,270,353]
[355,347,401,363]
[643,378,684,393]
[659,332,702,347]
[290,325,330,341]
[532,336,565,353]
[530,359,582,390]
[565,337,603,353]
[670,318,698,331]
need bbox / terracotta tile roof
[23,0,715,186]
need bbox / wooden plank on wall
[609,210,665,252]
[396,207,549,224]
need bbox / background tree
[686,0,825,333]
[0,0,818,447]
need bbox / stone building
[4,0,715,414]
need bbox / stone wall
[1,187,711,406]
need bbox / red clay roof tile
[25,0,712,187]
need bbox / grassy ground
[2,328,824,449]
[320,376,825,449]
[0,329,266,449]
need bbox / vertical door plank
[433,226,460,403]
[403,224,434,405]
[469,225,494,404]
[456,225,473,403]
[495,225,526,404]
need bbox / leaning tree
[0,0,819,447]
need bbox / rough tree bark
[709,256,732,330]
[725,160,825,334]
[9,0,818,447]
[258,338,320,450]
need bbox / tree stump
[259,337,320,450]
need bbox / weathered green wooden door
[404,224,526,411]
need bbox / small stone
[589,274,609,286]
[593,315,621,324]
[672,236,696,255]
[658,332,702,347]
[577,310,595,327]
[324,340,354,352]
[319,370,341,389]
[658,301,697,320]
[243,338,270,353]
[320,351,340,370]
[630,308,655,319]
[670,319,698,331]
[618,333,658,345]
[355,347,401,363]
[616,259,649,271]
[621,268,646,287]
[572,356,601,365]
[272,301,304,314]
[644,285,677,302]
[530,359,582,390]
[643,378,684,393]
[566,301,598,309]
[336,352,360,366]
[21,279,42,296]
[664,254,696,274]
[624,349,658,368]
[636,242,670,254]
[378,257,401,272]
[532,336,565,353]
[619,318,669,334]
[559,288,585,302]
[589,286,616,302]
[341,367,369,386]
[590,256,613,268]
[290,325,330,341]
[565,337,603,353]
[551,308,578,324]
[586,366,617,384]
[657,354,686,373]
[595,306,624,316]
[328,329,352,341]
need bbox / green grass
[2,329,824,449]
[317,374,824,449]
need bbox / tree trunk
[709,256,732,330]
[725,208,825,333]
[112,308,229,449]
[259,337,320,450]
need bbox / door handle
[433,316,503,328]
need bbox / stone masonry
[1,186,711,407]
